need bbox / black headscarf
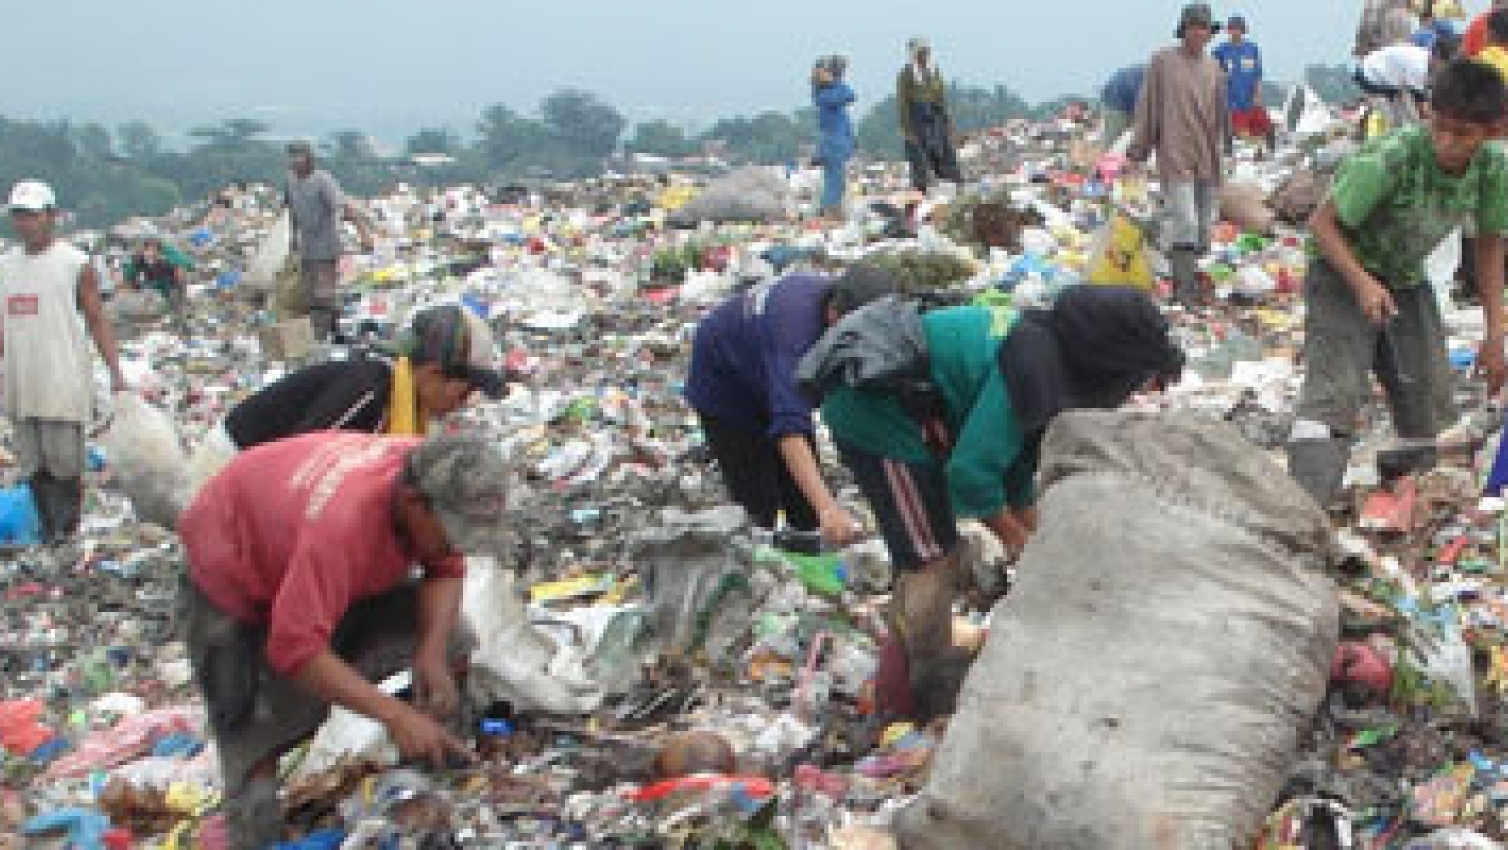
[999,286,1184,434]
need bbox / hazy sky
[0,0,1491,141]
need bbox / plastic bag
[46,706,199,779]
[668,167,790,224]
[1085,210,1155,291]
[894,411,1338,849]
[0,484,40,545]
[273,254,306,319]
[244,211,291,293]
[101,393,190,528]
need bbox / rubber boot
[1169,248,1202,306]
[50,476,83,543]
[885,551,967,720]
[1287,438,1351,507]
[27,474,54,545]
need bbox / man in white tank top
[0,181,128,544]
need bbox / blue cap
[1227,14,1247,30]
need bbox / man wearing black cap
[285,140,374,340]
[684,265,900,548]
[179,433,509,847]
[1127,3,1231,306]
[187,304,508,490]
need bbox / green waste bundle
[864,250,977,294]
[648,242,706,285]
[939,195,1044,255]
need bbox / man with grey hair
[177,432,509,847]
[285,140,373,340]
[896,37,962,192]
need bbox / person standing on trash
[1286,59,1508,506]
[1354,35,1460,127]
[810,286,1184,719]
[1213,15,1275,150]
[178,433,507,847]
[684,264,900,550]
[0,180,129,546]
[187,303,508,489]
[122,236,192,316]
[1099,65,1147,146]
[812,55,857,221]
[1126,3,1231,306]
[897,37,963,193]
[285,140,374,341]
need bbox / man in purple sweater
[684,265,898,547]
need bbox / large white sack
[244,211,291,292]
[895,411,1338,850]
[101,393,190,528]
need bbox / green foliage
[0,78,1167,230]
[626,119,700,158]
[865,249,977,293]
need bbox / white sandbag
[101,393,190,528]
[894,411,1338,850]
[244,211,291,293]
[109,288,167,324]
[670,167,790,224]
[462,558,603,714]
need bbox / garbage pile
[7,94,1508,848]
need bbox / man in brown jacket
[1127,3,1231,305]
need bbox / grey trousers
[1293,260,1454,438]
[1161,180,1218,253]
[13,417,85,543]
[298,259,341,339]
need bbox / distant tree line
[0,68,1361,229]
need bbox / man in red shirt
[178,432,509,847]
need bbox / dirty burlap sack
[273,253,308,320]
[894,411,1337,850]
[1271,171,1331,226]
[1218,180,1276,234]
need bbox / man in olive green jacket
[897,37,963,192]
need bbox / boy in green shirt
[821,286,1183,718]
[1287,60,1508,504]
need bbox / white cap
[8,180,56,212]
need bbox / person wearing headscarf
[812,55,857,220]
[186,304,508,489]
[819,285,1184,719]
[896,37,963,192]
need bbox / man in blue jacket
[813,56,857,220]
[684,265,898,547]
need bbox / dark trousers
[699,414,819,532]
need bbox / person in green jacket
[822,285,1183,718]
[897,37,963,192]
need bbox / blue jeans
[821,158,848,212]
